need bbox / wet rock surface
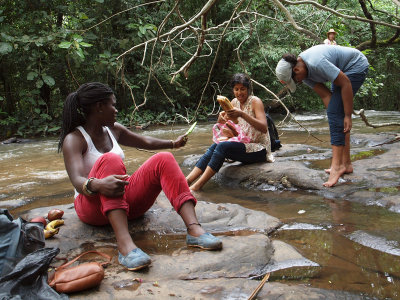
[22,196,363,299]
[184,133,400,211]
[17,132,398,299]
[1,137,32,144]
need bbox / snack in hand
[221,127,235,139]
[217,95,234,111]
[217,95,238,123]
[224,121,238,136]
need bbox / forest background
[1,0,399,138]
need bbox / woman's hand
[172,135,188,149]
[217,111,228,124]
[343,115,352,133]
[93,174,129,197]
[225,120,239,136]
[226,108,243,120]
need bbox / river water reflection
[1,110,399,299]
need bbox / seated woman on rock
[186,73,274,191]
[58,82,222,271]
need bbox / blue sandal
[186,223,222,250]
[118,248,151,271]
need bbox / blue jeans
[195,142,267,172]
[327,67,368,145]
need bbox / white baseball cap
[275,59,297,93]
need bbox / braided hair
[58,82,114,152]
[230,73,253,95]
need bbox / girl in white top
[58,82,222,271]
[72,126,124,198]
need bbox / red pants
[74,152,196,226]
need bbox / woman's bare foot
[189,184,201,192]
[323,166,346,187]
[324,165,353,175]
[186,167,203,186]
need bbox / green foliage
[0,0,399,139]
[58,34,93,59]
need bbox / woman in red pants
[58,82,222,271]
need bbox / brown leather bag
[48,250,111,293]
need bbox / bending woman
[275,45,368,187]
[187,73,273,191]
[58,82,222,271]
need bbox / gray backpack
[0,209,45,275]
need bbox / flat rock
[184,132,400,210]
[22,195,365,299]
[71,278,365,299]
[24,195,282,254]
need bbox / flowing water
[1,110,400,299]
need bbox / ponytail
[58,82,114,152]
[58,92,83,152]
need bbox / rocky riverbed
[19,132,400,299]
[183,132,400,210]
[24,198,364,299]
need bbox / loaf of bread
[224,121,238,136]
[217,95,234,111]
[217,95,238,123]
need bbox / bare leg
[189,166,216,191]
[342,132,353,173]
[107,209,136,256]
[186,166,203,185]
[178,200,206,237]
[180,200,222,250]
[325,133,353,174]
[323,145,346,187]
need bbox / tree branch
[80,0,165,33]
[356,34,400,51]
[358,0,376,47]
[392,0,400,7]
[281,0,400,30]
[170,13,207,80]
[117,0,219,59]
[157,0,182,41]
[354,109,400,128]
[366,0,400,21]
[271,0,322,42]
[193,0,247,118]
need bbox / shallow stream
[1,110,399,299]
